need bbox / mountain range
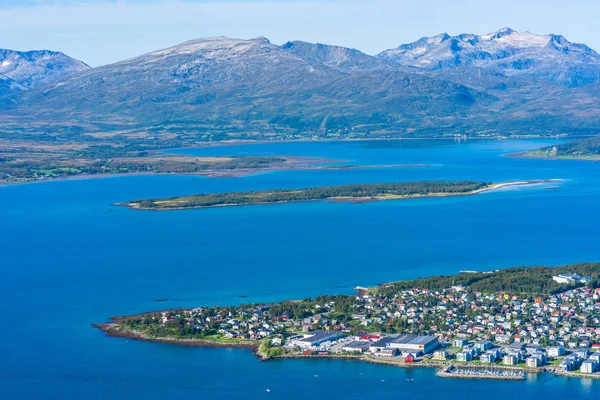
[2,28,600,143]
[380,28,600,87]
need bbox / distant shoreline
[0,161,431,187]
[172,135,570,150]
[121,180,561,211]
[507,152,600,161]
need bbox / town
[99,266,600,379]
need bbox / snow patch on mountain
[378,28,600,86]
[0,49,90,92]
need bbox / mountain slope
[379,28,600,87]
[2,36,493,141]
[2,34,600,143]
[281,40,390,71]
[0,49,90,96]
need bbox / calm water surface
[1,139,599,399]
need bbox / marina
[437,365,525,380]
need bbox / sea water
[1,139,599,399]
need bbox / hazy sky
[1,0,600,67]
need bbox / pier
[437,365,525,381]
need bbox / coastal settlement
[97,265,600,380]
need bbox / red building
[359,334,381,341]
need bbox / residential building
[503,355,518,366]
[456,351,473,362]
[547,346,565,358]
[581,359,598,373]
[480,352,496,363]
[526,357,541,368]
[474,340,492,352]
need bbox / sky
[1,0,600,67]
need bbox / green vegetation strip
[524,137,600,159]
[124,181,493,209]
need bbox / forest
[533,137,600,158]
[553,137,600,156]
[378,263,600,296]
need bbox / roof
[390,335,438,346]
[360,334,381,340]
[343,341,370,349]
[297,330,339,343]
[371,336,396,347]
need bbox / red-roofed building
[360,334,381,341]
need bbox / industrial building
[296,331,342,348]
[341,341,371,353]
[369,336,397,352]
[386,335,438,355]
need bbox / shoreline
[0,161,431,188]
[507,152,600,162]
[94,323,265,358]
[94,323,598,381]
[123,179,561,211]
[173,135,572,150]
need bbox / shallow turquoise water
[1,139,599,399]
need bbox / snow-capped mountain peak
[378,28,600,86]
[0,49,90,93]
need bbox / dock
[436,365,525,380]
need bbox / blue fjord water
[1,139,599,399]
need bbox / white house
[547,346,565,358]
[581,359,598,373]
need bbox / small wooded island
[119,180,557,210]
[96,263,600,381]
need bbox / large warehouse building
[296,331,342,348]
[386,335,439,355]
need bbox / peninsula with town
[96,263,600,381]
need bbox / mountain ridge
[378,28,600,87]
[0,48,90,96]
[2,30,600,143]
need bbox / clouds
[1,0,599,67]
